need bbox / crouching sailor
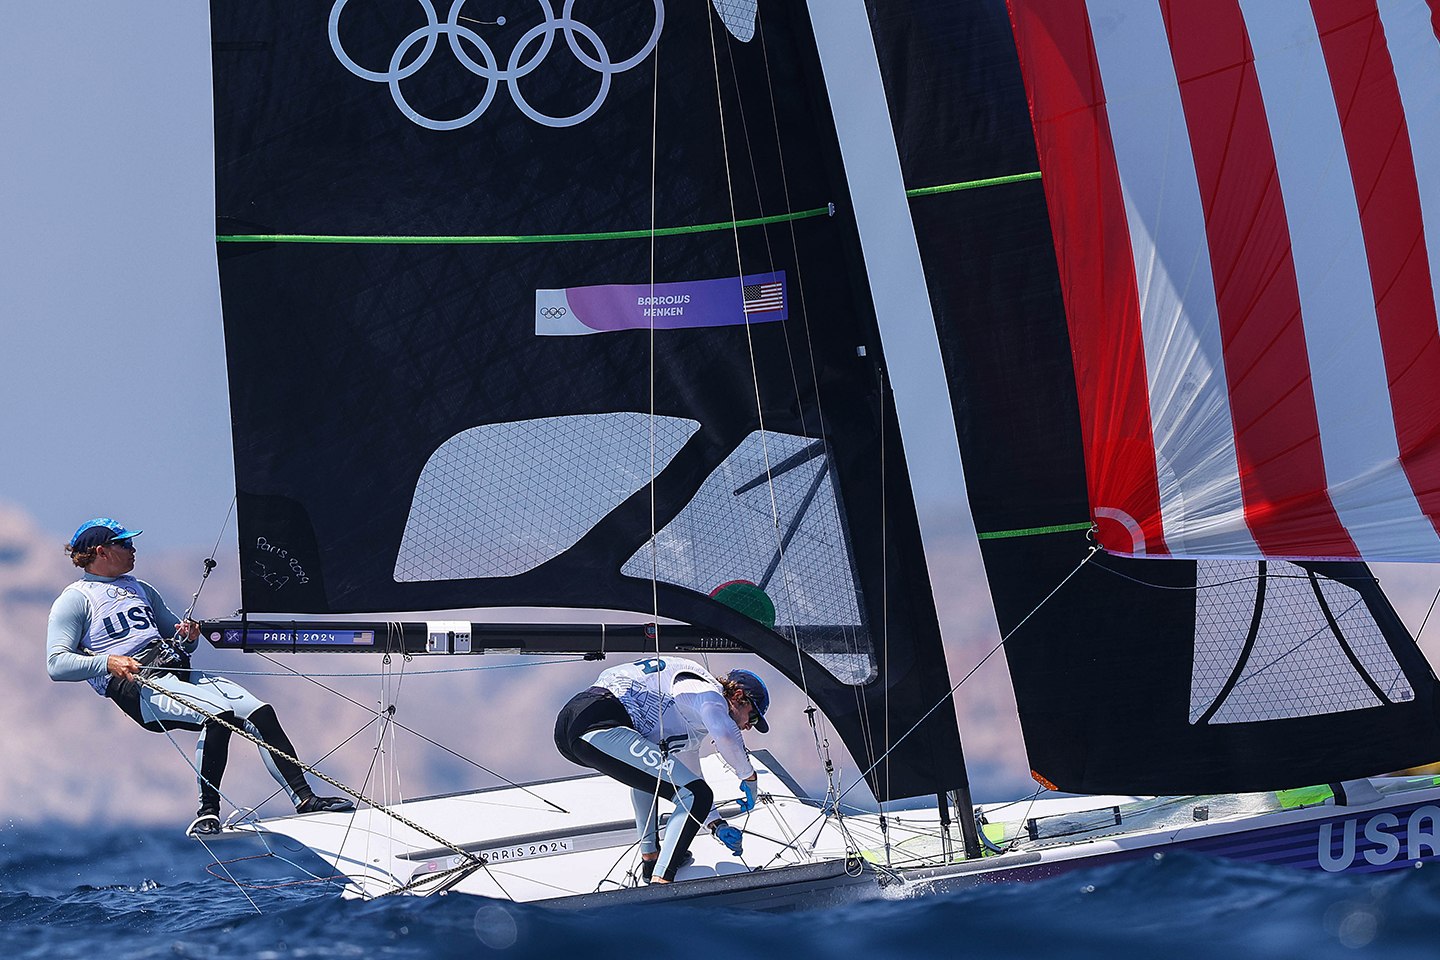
[45,518,355,836]
[554,656,769,884]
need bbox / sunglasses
[108,539,135,550]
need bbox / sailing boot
[295,791,356,814]
[187,802,222,838]
[639,850,692,882]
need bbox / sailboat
[196,0,1440,906]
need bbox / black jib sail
[210,0,964,801]
[863,0,1440,793]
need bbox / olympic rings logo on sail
[328,0,665,131]
[539,306,568,319]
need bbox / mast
[808,0,982,859]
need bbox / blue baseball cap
[69,518,143,551]
[726,669,770,733]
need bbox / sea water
[2,824,1438,959]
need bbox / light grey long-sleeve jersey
[46,572,193,686]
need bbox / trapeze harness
[46,573,317,811]
[554,657,754,882]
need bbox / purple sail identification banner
[535,271,786,336]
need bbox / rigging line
[251,650,568,814]
[755,3,832,448]
[193,832,263,914]
[720,12,808,426]
[1229,596,1369,691]
[173,497,237,639]
[751,4,867,772]
[761,546,1099,866]
[1416,582,1440,641]
[646,5,668,848]
[246,710,383,815]
[210,495,237,562]
[130,674,492,879]
[1091,563,1315,592]
[1008,786,1049,854]
[214,207,831,245]
[878,366,890,811]
[150,715,266,912]
[903,171,1043,198]
[158,658,588,678]
[382,625,411,807]
[706,0,816,722]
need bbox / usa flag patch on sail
[1008,0,1440,564]
[742,281,784,313]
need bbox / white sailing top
[595,656,755,780]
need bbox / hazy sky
[0,0,975,560]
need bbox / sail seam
[214,207,831,244]
[977,521,1092,540]
[904,171,1042,198]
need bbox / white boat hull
[206,754,1440,908]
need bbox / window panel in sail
[621,430,874,684]
[395,414,699,581]
[710,0,758,41]
[1190,560,1412,725]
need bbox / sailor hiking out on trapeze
[555,655,769,883]
[45,518,354,836]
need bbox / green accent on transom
[905,171,1042,198]
[215,205,833,245]
[1276,785,1334,809]
[977,521,1093,541]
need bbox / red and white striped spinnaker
[1007,0,1440,561]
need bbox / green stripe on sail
[216,205,833,245]
[977,521,1092,541]
[905,171,1042,198]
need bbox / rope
[1417,582,1440,641]
[842,547,1098,802]
[130,674,487,877]
[157,657,588,678]
[204,853,349,890]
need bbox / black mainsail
[864,0,1440,793]
[211,0,966,803]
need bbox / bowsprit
[328,0,664,130]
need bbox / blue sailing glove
[738,777,758,813]
[712,820,743,856]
